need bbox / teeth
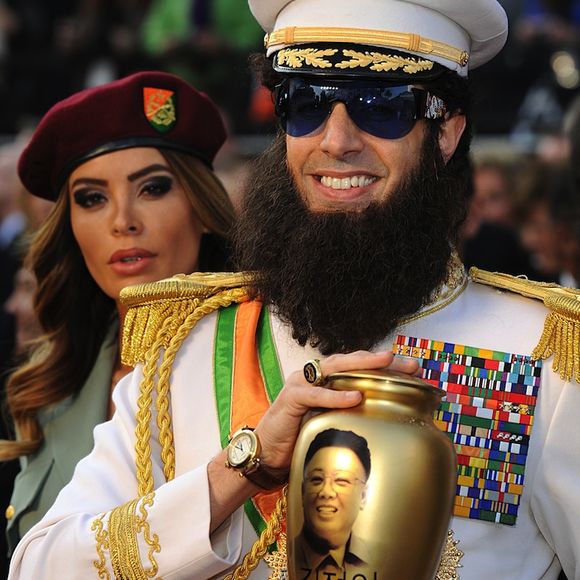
[121,257,142,263]
[320,175,376,189]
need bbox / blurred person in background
[460,156,541,277]
[0,143,26,304]
[4,266,41,355]
[0,133,50,580]
[559,93,580,287]
[0,70,236,558]
[516,160,577,284]
[554,199,579,288]
[0,142,26,391]
[565,92,580,191]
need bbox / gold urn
[286,369,457,580]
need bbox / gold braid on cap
[266,26,469,67]
[470,268,580,383]
[120,272,253,494]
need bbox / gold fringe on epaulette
[120,272,255,366]
[470,268,580,383]
[123,296,201,367]
[533,292,580,383]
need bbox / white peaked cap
[249,0,508,77]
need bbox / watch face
[228,431,256,467]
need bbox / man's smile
[318,175,378,190]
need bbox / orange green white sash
[213,300,285,539]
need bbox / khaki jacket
[6,324,116,555]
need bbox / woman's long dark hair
[0,149,235,459]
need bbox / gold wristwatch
[225,427,288,490]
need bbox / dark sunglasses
[274,77,447,140]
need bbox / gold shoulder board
[120,272,255,366]
[470,267,580,383]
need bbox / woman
[0,70,235,554]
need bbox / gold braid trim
[135,315,175,497]
[266,26,469,66]
[153,287,251,483]
[91,514,110,579]
[224,488,288,580]
[470,267,580,382]
[136,494,161,576]
[125,273,253,495]
[92,493,160,580]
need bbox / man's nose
[318,102,365,159]
[319,477,338,497]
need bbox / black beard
[233,129,468,355]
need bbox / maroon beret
[18,71,227,200]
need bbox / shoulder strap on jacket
[119,272,255,366]
[470,267,580,382]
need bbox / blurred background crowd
[0,0,578,577]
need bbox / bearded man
[9,1,580,579]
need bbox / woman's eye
[142,176,173,197]
[73,190,106,208]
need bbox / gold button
[5,505,15,520]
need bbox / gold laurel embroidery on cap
[336,49,434,73]
[435,529,464,579]
[276,47,337,69]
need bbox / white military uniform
[8,278,580,579]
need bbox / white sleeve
[8,365,245,580]
[531,375,580,580]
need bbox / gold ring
[303,359,325,386]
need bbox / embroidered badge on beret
[143,87,176,133]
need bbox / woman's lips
[108,248,156,275]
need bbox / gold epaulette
[120,272,255,366]
[470,267,580,382]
